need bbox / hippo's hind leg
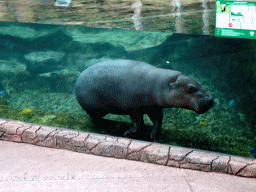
[147,108,163,142]
[124,111,145,139]
[85,109,108,126]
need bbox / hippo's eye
[187,85,197,93]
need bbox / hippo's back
[75,59,170,113]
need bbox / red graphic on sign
[228,23,233,27]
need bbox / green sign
[215,0,256,39]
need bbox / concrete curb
[1,118,255,178]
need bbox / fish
[21,109,32,114]
[250,148,256,155]
[199,121,206,126]
[228,99,235,108]
[0,91,3,95]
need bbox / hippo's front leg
[124,111,144,138]
[147,109,163,142]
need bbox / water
[0,1,255,158]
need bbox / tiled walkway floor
[1,140,255,192]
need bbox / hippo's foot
[150,131,157,142]
[150,132,163,143]
[123,130,134,138]
[124,129,143,140]
[125,129,158,142]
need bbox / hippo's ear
[170,83,177,89]
[170,74,180,88]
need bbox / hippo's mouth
[195,97,214,114]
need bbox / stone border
[1,118,255,178]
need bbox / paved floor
[0,140,255,192]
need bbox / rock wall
[0,0,215,33]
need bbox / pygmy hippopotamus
[75,59,214,142]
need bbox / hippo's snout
[196,95,214,114]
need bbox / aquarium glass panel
[0,1,255,159]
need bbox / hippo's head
[165,74,214,114]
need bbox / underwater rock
[85,42,128,59]
[32,30,73,50]
[0,34,29,54]
[127,33,253,64]
[22,51,66,74]
[0,30,73,56]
